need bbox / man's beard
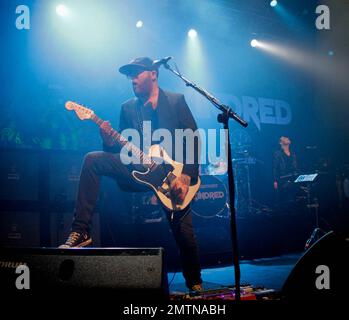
[133,83,152,101]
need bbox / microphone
[152,56,173,68]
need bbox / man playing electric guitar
[60,57,203,291]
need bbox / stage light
[56,4,69,17]
[250,39,259,47]
[188,29,198,39]
[136,20,143,28]
[270,0,278,7]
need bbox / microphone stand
[163,62,248,300]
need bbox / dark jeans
[72,151,202,288]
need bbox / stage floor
[168,253,301,294]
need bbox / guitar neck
[91,114,153,167]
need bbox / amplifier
[49,153,84,201]
[0,151,39,201]
[0,211,40,247]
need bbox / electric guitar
[65,101,201,211]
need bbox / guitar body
[131,144,201,211]
[64,101,201,212]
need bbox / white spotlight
[136,20,143,28]
[188,29,198,39]
[250,39,259,47]
[270,0,278,7]
[56,4,69,17]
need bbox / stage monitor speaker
[282,231,349,299]
[0,247,168,299]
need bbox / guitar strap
[135,103,144,136]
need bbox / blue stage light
[270,0,278,7]
[136,20,143,28]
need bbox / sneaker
[59,232,92,248]
[189,283,204,292]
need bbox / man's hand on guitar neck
[170,174,191,203]
[100,121,116,147]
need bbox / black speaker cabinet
[0,247,168,299]
[0,211,40,247]
[0,151,39,201]
[282,231,349,299]
[49,153,84,201]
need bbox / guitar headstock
[65,101,94,120]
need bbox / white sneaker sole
[58,238,92,249]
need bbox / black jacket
[103,89,200,180]
[272,149,298,182]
